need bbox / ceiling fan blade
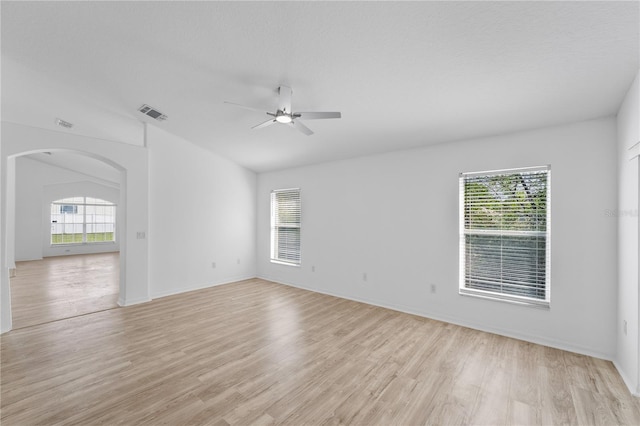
[278,86,292,113]
[291,120,314,136]
[224,101,267,113]
[252,119,277,130]
[295,111,341,120]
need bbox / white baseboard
[13,257,43,262]
[613,360,640,397]
[258,275,614,362]
[1,322,12,334]
[118,296,151,307]
[150,275,257,300]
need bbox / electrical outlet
[430,284,437,294]
[136,231,146,239]
[311,265,315,272]
[624,320,628,336]
[363,272,367,282]
[211,262,216,269]
[237,258,240,265]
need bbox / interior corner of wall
[612,359,640,397]
[143,121,148,148]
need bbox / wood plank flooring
[1,278,639,425]
[9,253,119,329]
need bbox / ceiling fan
[225,86,341,136]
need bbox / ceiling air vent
[138,104,167,121]
[55,118,73,129]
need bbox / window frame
[459,165,551,308]
[50,197,117,246]
[270,188,301,266]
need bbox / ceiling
[2,1,638,173]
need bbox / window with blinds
[459,166,550,307]
[271,188,301,265]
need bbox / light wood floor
[1,278,639,425]
[10,253,119,329]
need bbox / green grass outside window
[51,233,115,244]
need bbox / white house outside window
[270,188,301,265]
[51,197,116,245]
[459,166,550,307]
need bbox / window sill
[270,259,301,267]
[459,288,550,310]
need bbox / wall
[14,156,120,261]
[1,122,149,332]
[147,125,257,298]
[616,69,640,395]
[258,117,618,359]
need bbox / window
[60,205,78,214]
[271,188,301,265]
[51,197,116,245]
[459,166,550,307]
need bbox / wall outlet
[237,258,240,265]
[363,272,367,282]
[211,262,216,269]
[311,265,315,272]
[136,231,146,239]
[623,320,628,336]
[430,284,437,294]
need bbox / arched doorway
[9,152,123,328]
[1,122,150,333]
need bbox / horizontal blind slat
[271,189,301,264]
[460,167,549,303]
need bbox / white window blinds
[459,166,550,307]
[271,188,301,265]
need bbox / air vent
[55,118,73,129]
[138,104,167,121]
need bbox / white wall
[1,122,149,333]
[616,69,640,395]
[258,117,618,359]
[147,125,256,298]
[15,157,120,261]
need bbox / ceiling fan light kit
[275,115,292,124]
[225,85,341,136]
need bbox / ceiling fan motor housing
[225,85,341,135]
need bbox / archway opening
[6,149,126,329]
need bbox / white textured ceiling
[2,1,639,173]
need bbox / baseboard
[613,360,640,397]
[1,322,12,334]
[117,296,151,307]
[150,275,257,300]
[13,257,43,262]
[258,275,614,362]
